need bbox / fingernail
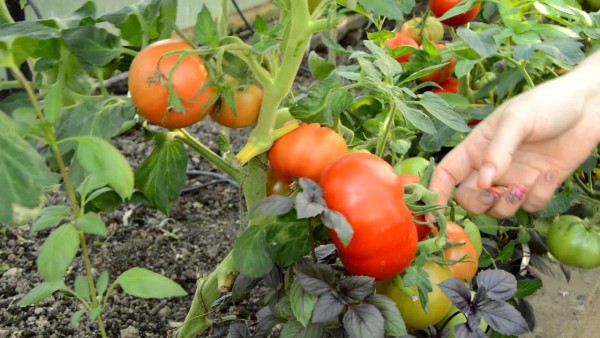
[507,184,527,204]
[545,167,559,183]
[477,164,495,189]
[480,187,502,205]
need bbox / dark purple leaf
[480,299,530,335]
[263,265,283,289]
[314,244,337,261]
[343,303,385,338]
[476,270,517,301]
[251,195,293,217]
[515,298,536,331]
[254,307,278,338]
[321,209,354,246]
[295,263,335,296]
[454,323,487,338]
[231,275,260,301]
[340,276,375,302]
[365,294,408,336]
[311,291,345,323]
[228,323,250,338]
[296,178,326,218]
[438,278,472,313]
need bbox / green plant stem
[11,65,108,336]
[0,1,14,24]
[95,70,109,97]
[173,128,245,184]
[79,232,107,338]
[375,105,395,157]
[235,3,329,164]
[219,0,229,37]
[176,253,237,338]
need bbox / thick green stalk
[0,1,14,24]
[176,253,236,338]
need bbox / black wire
[231,0,255,34]
[26,0,43,19]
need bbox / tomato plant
[377,262,454,329]
[320,152,418,280]
[429,0,481,27]
[432,77,460,94]
[445,221,479,281]
[268,123,347,183]
[400,16,444,44]
[210,81,263,128]
[395,156,430,176]
[397,173,435,240]
[460,218,483,257]
[546,215,600,269]
[128,39,217,129]
[385,31,419,63]
[418,43,456,84]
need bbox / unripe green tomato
[400,17,445,44]
[438,292,488,337]
[395,156,429,176]
[461,219,483,257]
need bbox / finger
[486,183,528,219]
[454,174,502,214]
[521,167,562,213]
[479,108,532,189]
[430,143,479,206]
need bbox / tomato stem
[307,218,318,263]
[173,128,245,184]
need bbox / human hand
[429,60,600,218]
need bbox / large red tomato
[319,153,418,280]
[128,39,217,128]
[268,123,347,183]
[429,0,481,27]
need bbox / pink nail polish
[507,184,527,204]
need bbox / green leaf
[232,225,274,279]
[114,267,187,298]
[0,112,58,225]
[17,280,67,306]
[290,279,318,327]
[74,275,91,301]
[471,214,499,236]
[0,21,60,66]
[436,0,479,22]
[419,92,471,132]
[533,38,584,67]
[395,100,435,134]
[75,212,107,236]
[62,26,122,67]
[194,5,219,48]
[42,84,64,124]
[308,51,335,80]
[70,309,86,328]
[134,132,188,214]
[37,223,80,281]
[73,135,134,199]
[279,320,324,338]
[31,205,70,233]
[456,27,500,58]
[265,221,311,267]
[96,271,110,296]
[514,278,542,299]
[89,306,102,320]
[496,240,515,261]
[100,0,176,45]
[356,0,410,20]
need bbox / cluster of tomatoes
[128,39,263,129]
[266,123,483,333]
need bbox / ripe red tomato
[429,0,481,27]
[128,39,217,128]
[444,221,478,281]
[432,77,459,94]
[210,82,263,128]
[319,153,418,280]
[418,43,456,84]
[266,167,292,196]
[268,123,347,183]
[385,32,419,63]
[376,262,454,329]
